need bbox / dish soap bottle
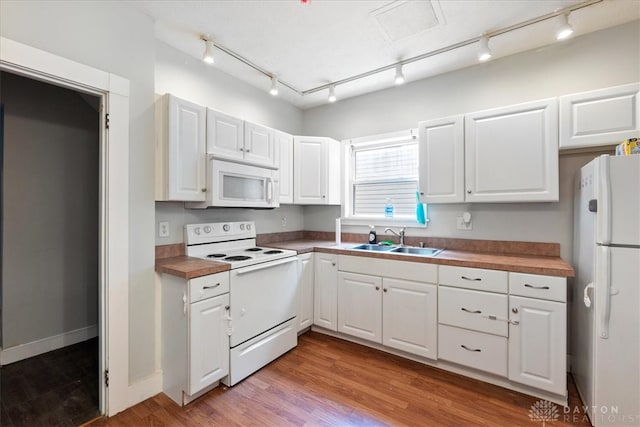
[368,225,377,244]
[384,198,394,218]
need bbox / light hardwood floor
[89,331,591,426]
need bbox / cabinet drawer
[339,255,437,284]
[439,265,507,293]
[189,272,230,302]
[509,273,566,302]
[439,287,508,337]
[438,324,507,377]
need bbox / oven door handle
[234,257,298,275]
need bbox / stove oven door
[229,256,298,347]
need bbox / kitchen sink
[390,247,443,256]
[351,244,394,252]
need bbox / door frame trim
[0,36,130,416]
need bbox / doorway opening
[0,71,101,426]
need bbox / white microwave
[187,158,279,209]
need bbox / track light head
[269,76,279,96]
[394,64,405,85]
[328,85,337,103]
[555,13,574,40]
[477,36,492,62]
[202,39,215,64]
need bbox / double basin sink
[350,244,443,257]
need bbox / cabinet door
[465,99,558,202]
[188,293,229,395]
[382,278,437,359]
[294,136,327,204]
[560,82,640,149]
[313,253,338,331]
[244,121,276,167]
[418,115,465,203]
[165,95,206,201]
[337,272,382,343]
[207,109,244,161]
[297,253,314,332]
[508,295,566,395]
[276,131,294,204]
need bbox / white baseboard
[128,370,163,407]
[0,325,98,365]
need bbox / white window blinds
[351,138,418,217]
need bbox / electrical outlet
[456,216,473,231]
[281,217,287,228]
[158,221,170,237]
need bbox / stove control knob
[194,227,201,235]
[240,224,245,230]
[246,224,252,231]
[203,226,212,233]
[223,224,231,232]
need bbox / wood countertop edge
[155,240,574,279]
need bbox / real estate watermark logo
[529,400,559,426]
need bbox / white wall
[302,21,640,262]
[154,41,305,244]
[1,72,99,349]
[0,1,157,384]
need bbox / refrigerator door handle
[598,155,612,245]
[583,282,594,308]
[598,246,612,339]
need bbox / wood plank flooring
[89,332,591,426]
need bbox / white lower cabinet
[313,253,338,331]
[382,278,438,360]
[438,325,508,377]
[508,295,566,395]
[297,253,314,332]
[160,271,230,405]
[337,272,382,342]
[336,256,439,359]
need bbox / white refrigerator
[572,154,640,426]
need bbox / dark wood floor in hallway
[90,331,591,426]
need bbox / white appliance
[572,154,640,426]
[185,221,298,386]
[186,158,279,209]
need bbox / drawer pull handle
[461,345,481,352]
[524,284,550,290]
[461,307,482,314]
[461,276,481,281]
[203,283,221,289]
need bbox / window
[345,129,423,222]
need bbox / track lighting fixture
[328,85,337,103]
[394,64,405,85]
[555,13,574,40]
[202,39,215,64]
[269,76,279,96]
[477,36,492,61]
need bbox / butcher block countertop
[156,234,574,279]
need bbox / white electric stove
[185,221,299,386]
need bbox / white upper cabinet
[418,115,465,204]
[207,109,276,168]
[559,83,640,149]
[276,131,294,204]
[465,99,559,202]
[243,121,276,167]
[156,94,207,202]
[206,109,244,161]
[293,136,341,205]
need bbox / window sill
[340,216,428,228]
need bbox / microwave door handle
[266,177,273,203]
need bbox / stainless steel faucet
[384,227,406,246]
